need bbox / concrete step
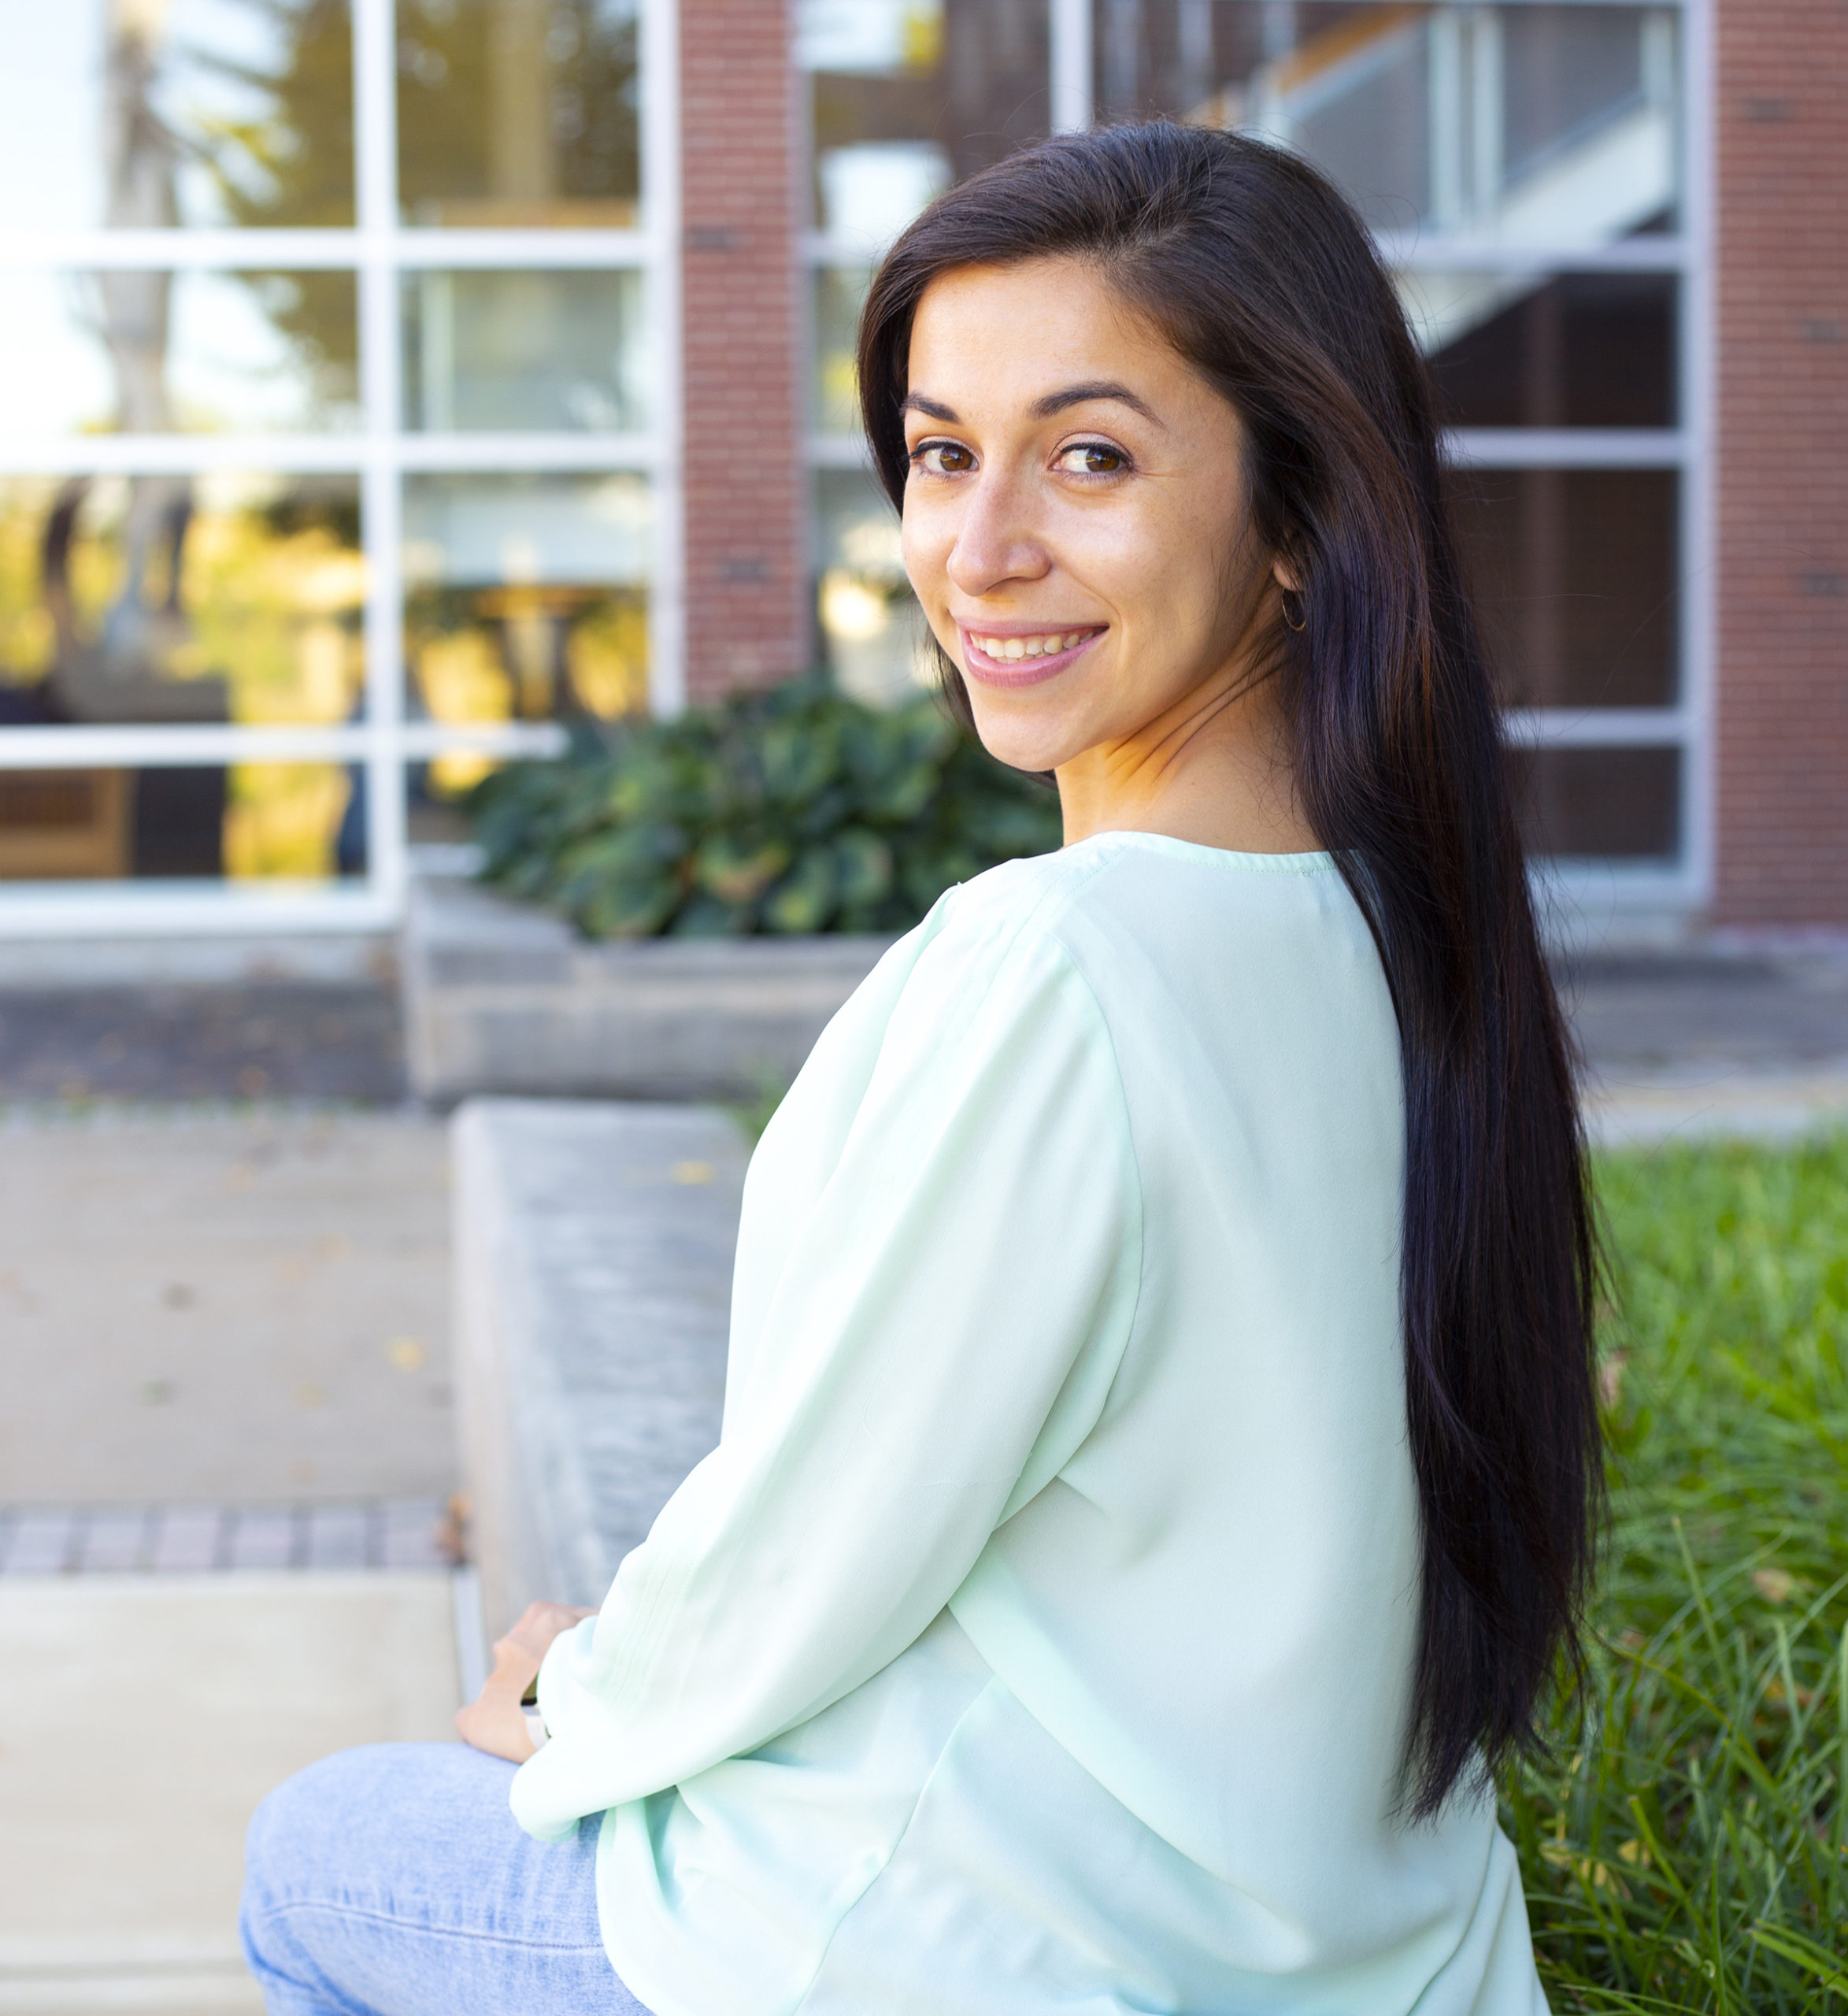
[0,1573,462,2016]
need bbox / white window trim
[0,0,680,939]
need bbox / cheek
[1055,502,1188,635]
[898,493,941,589]
[1106,494,1244,647]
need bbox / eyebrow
[1030,380,1163,425]
[899,381,1165,427]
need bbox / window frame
[804,0,1713,922]
[0,0,684,937]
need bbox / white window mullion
[0,230,363,269]
[640,0,685,717]
[1428,12,1466,232]
[0,722,568,770]
[0,884,400,939]
[1380,235,1689,272]
[1679,0,1716,909]
[1446,428,1689,469]
[1505,709,1691,750]
[353,0,407,911]
[0,437,371,476]
[1050,0,1094,135]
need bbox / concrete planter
[404,875,894,1104]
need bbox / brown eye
[1055,443,1128,475]
[913,442,975,476]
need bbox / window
[0,0,671,930]
[1083,0,1702,893]
[805,0,1705,899]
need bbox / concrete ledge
[453,1099,743,1641]
[0,1571,457,2016]
[1584,1071,1848,1147]
[405,876,892,1102]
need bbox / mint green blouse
[511,831,1549,2016]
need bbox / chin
[964,701,1072,779]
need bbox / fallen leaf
[1754,1566,1798,1604]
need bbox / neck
[1054,655,1318,855]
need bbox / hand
[455,1600,596,1762]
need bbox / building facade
[0,0,1840,939]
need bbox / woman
[242,124,1598,2016]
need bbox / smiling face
[899,255,1286,785]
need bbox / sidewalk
[0,1105,463,2014]
[0,1573,460,2015]
[0,1106,450,1505]
[1565,943,1848,1145]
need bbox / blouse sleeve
[509,905,1143,1840]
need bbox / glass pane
[1446,467,1678,710]
[814,466,931,708]
[0,1,354,233]
[401,271,646,432]
[1509,744,1679,861]
[403,475,650,765]
[0,474,365,728]
[411,750,497,843]
[0,272,358,438]
[813,266,872,433]
[398,0,641,227]
[802,0,1052,245]
[1405,271,1676,428]
[0,761,364,883]
[1088,3,1679,243]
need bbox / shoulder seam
[937,841,1128,958]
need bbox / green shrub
[1511,1136,1848,2012]
[467,680,1062,939]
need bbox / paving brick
[303,1504,372,1571]
[150,1506,228,1573]
[225,1510,299,1572]
[382,1499,456,1572]
[2,1509,76,1576]
[76,1506,150,1573]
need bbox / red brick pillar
[678,0,808,703]
[1714,0,1848,924]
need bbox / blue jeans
[241,1743,654,2016]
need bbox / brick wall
[679,0,808,702]
[1714,0,1848,923]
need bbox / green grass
[1506,1135,1848,2011]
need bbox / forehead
[905,255,1183,405]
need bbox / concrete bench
[453,1098,748,1640]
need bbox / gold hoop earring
[1280,589,1307,633]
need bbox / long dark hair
[859,123,1601,1819]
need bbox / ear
[1270,557,1301,595]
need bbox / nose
[945,468,1052,600]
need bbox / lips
[957,624,1103,689]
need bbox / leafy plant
[467,680,1062,939]
[1511,1136,1848,2012]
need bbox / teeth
[972,631,1091,660]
